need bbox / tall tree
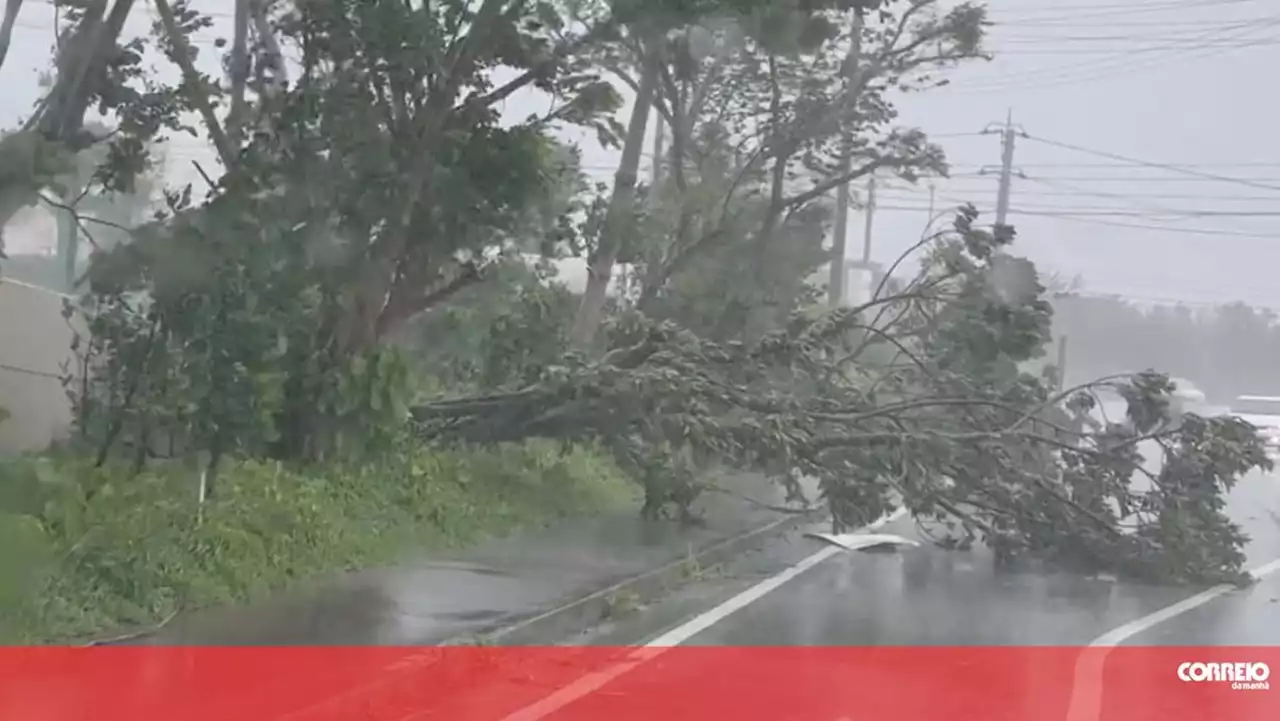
[571,0,987,346]
[73,0,637,464]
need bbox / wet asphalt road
[572,468,1280,648]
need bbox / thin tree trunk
[249,0,287,88]
[0,0,135,232]
[757,55,787,260]
[0,0,24,75]
[153,0,235,165]
[226,0,251,140]
[569,37,661,349]
[42,0,135,141]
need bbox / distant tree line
[1052,293,1280,403]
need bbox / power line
[1018,211,1278,240]
[972,38,1274,94]
[876,198,1280,218]
[949,174,1280,183]
[876,204,1280,233]
[997,0,1259,12]
[1021,135,1280,193]
[987,39,1277,56]
[1064,272,1280,299]
[989,175,1279,221]
[1057,290,1279,310]
[996,31,1275,42]
[945,13,1280,94]
[873,177,1280,240]
[996,208,1280,218]
[1030,210,1278,240]
[881,189,1280,203]
[951,162,1280,169]
[993,18,1275,28]
[989,0,1264,23]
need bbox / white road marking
[1065,556,1280,721]
[497,508,909,721]
[499,501,1280,721]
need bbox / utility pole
[1055,334,1069,392]
[619,111,665,309]
[980,110,1026,228]
[652,111,664,189]
[828,9,864,307]
[830,176,851,306]
[860,176,875,263]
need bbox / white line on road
[497,508,909,721]
[1065,556,1280,721]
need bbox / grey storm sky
[3,0,1277,307]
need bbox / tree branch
[468,18,617,111]
[376,261,490,337]
[152,0,236,167]
[778,156,892,211]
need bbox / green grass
[0,440,636,643]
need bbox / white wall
[0,279,80,452]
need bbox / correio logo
[1177,662,1270,691]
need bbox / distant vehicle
[1229,395,1280,457]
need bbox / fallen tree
[413,206,1272,585]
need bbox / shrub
[0,440,633,643]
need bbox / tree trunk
[0,0,24,75]
[569,37,661,349]
[225,0,251,140]
[0,0,136,233]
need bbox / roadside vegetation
[0,441,630,643]
[0,0,1271,642]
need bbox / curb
[442,506,826,647]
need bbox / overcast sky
[3,0,1277,308]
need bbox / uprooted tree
[413,207,1271,585]
[3,0,1269,588]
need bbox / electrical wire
[871,177,1280,240]
[946,15,1280,94]
[873,185,1280,308]
[986,0,1264,24]
[875,205,1280,237]
[883,188,1280,203]
[1057,290,1280,309]
[1021,135,1280,193]
[949,174,1280,183]
[951,162,1280,169]
[1012,177,1275,239]
[877,178,1280,216]
[985,39,1277,56]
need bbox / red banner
[1,646,1276,721]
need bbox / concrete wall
[0,278,79,453]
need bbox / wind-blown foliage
[0,0,1268,592]
[412,207,1270,583]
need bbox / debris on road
[803,532,922,552]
